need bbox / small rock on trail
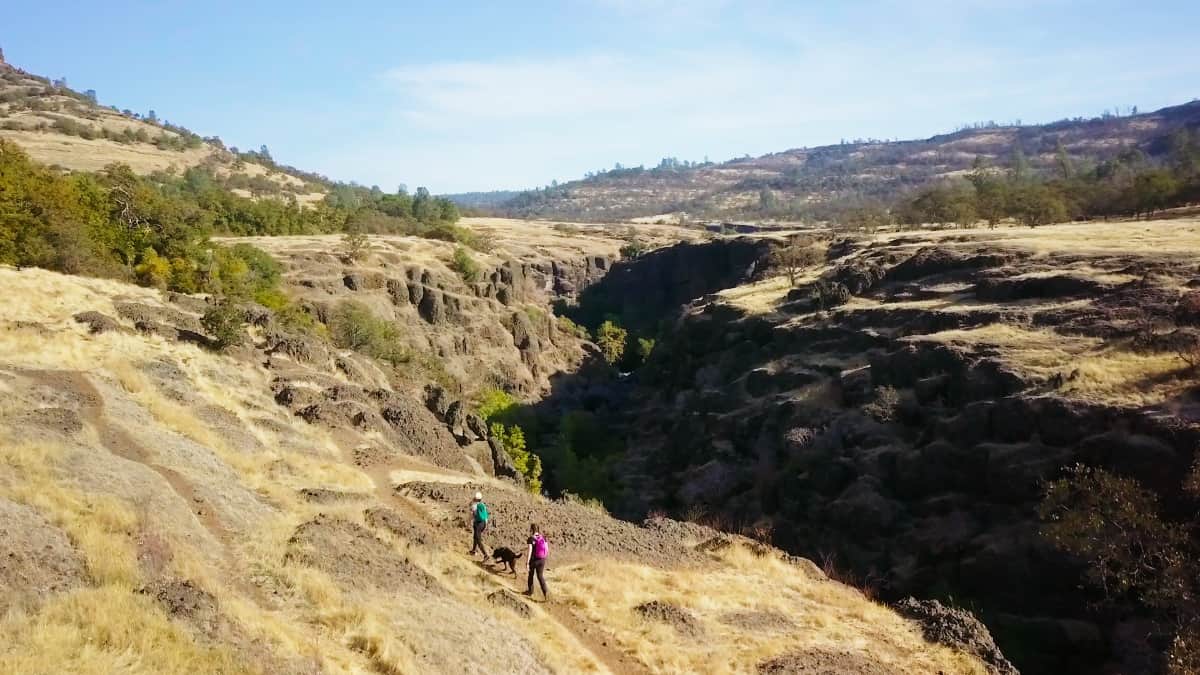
[634,600,704,638]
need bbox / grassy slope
[0,63,326,204]
[0,261,986,674]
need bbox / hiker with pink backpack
[523,523,549,599]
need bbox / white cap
[475,491,483,501]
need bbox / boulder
[465,413,489,441]
[274,384,321,410]
[444,400,467,437]
[510,311,539,352]
[827,477,903,535]
[72,310,122,334]
[982,442,1071,503]
[1077,431,1179,487]
[267,332,329,364]
[976,274,1111,301]
[894,598,1018,675]
[838,367,874,406]
[342,271,385,291]
[676,460,741,507]
[424,384,450,419]
[885,247,1009,283]
[418,289,446,324]
[385,278,410,306]
[1175,290,1200,326]
[896,440,987,497]
[488,437,523,484]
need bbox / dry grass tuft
[0,586,250,675]
[909,325,1192,406]
[0,440,140,586]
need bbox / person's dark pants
[471,521,488,557]
[526,557,548,597]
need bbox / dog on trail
[491,546,523,574]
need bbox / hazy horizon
[5,0,1199,193]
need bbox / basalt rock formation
[560,221,1200,674]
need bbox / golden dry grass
[0,586,251,675]
[908,324,1192,406]
[555,543,987,675]
[870,217,1200,258]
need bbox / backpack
[533,533,548,559]
[474,502,489,524]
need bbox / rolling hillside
[502,100,1200,222]
[0,57,328,205]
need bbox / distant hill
[442,189,523,209]
[0,59,329,204]
[502,100,1200,221]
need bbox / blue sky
[4,1,1199,193]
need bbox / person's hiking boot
[521,589,533,596]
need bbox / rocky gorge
[540,219,1200,674]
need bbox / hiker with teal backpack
[469,491,490,559]
[523,523,549,600]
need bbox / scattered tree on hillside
[772,237,824,287]
[202,299,246,350]
[340,224,369,261]
[1010,183,1068,227]
[966,158,1009,228]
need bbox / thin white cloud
[359,1,1199,191]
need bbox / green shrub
[477,388,518,423]
[168,257,198,293]
[329,300,409,365]
[134,247,171,288]
[450,246,481,282]
[637,336,656,362]
[556,315,590,340]
[340,228,369,261]
[253,287,322,336]
[534,410,621,504]
[596,320,627,365]
[620,238,648,259]
[201,300,246,350]
[491,422,542,494]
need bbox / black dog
[491,546,523,574]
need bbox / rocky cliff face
[570,236,774,331]
[570,221,1200,674]
[237,233,619,399]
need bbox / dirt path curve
[353,450,649,675]
[24,369,260,599]
[540,599,650,675]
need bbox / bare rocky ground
[0,223,991,674]
[0,497,87,614]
